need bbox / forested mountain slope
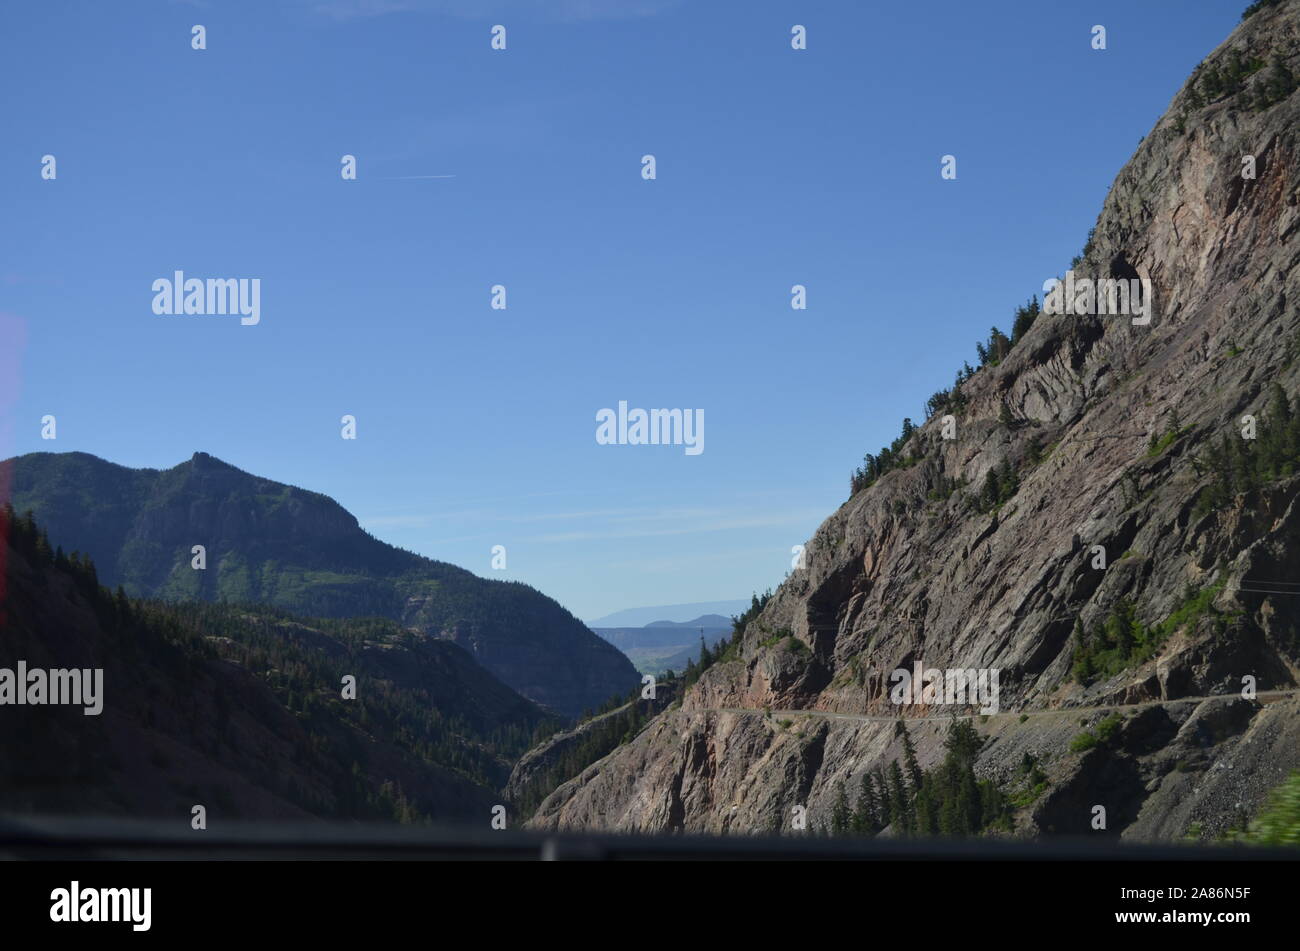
[0,505,556,822]
[2,450,638,716]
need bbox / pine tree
[981,468,999,510]
[831,780,850,835]
[107,585,127,629]
[868,769,889,826]
[944,717,984,761]
[887,760,910,835]
[988,327,1011,363]
[853,772,875,834]
[955,768,980,835]
[1010,295,1040,344]
[998,459,1019,501]
[913,777,937,836]
[902,728,924,796]
[938,789,961,836]
[34,529,53,565]
[19,509,37,544]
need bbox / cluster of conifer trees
[162,600,553,792]
[1185,50,1295,112]
[0,505,557,823]
[1242,0,1285,21]
[663,589,774,689]
[798,719,1012,838]
[677,590,772,686]
[2,503,135,636]
[1070,583,1226,686]
[972,459,1021,514]
[1194,383,1300,515]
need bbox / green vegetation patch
[1071,582,1224,684]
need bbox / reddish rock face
[526,2,1300,839]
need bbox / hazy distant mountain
[644,614,733,629]
[593,616,733,651]
[3,451,639,716]
[592,614,736,676]
[586,600,749,628]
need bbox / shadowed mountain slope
[0,507,558,822]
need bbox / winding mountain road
[713,688,1299,726]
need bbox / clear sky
[0,0,1245,620]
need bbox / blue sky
[0,0,1244,620]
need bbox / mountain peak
[184,450,237,472]
[6,449,639,715]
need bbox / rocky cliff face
[504,681,678,812]
[527,1,1300,839]
[2,450,639,717]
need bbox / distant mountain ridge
[644,614,732,628]
[592,615,733,651]
[593,614,736,677]
[586,600,749,628]
[2,451,638,716]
